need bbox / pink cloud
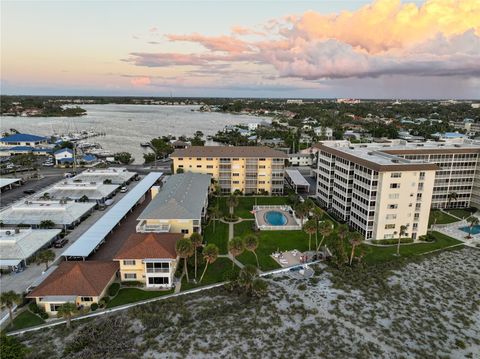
[166,33,250,53]
[130,77,151,86]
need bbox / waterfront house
[54,148,74,165]
[114,233,181,288]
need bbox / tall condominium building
[171,146,287,195]
[316,140,480,240]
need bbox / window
[196,165,202,168]
[386,214,397,220]
[389,193,400,199]
[124,273,137,279]
[181,229,189,234]
[207,165,213,169]
[196,158,201,161]
[207,158,213,161]
[233,173,240,177]
[391,173,402,178]
[232,181,240,184]
[384,234,394,239]
[390,183,400,189]
[387,204,398,209]
[178,165,184,168]
[259,158,266,161]
[50,304,62,312]
[178,158,183,161]
[259,165,266,169]
[80,297,93,302]
[385,224,395,229]
[148,277,169,285]
[123,260,135,266]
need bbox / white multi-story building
[289,153,314,167]
[315,139,480,240]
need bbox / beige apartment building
[316,139,480,240]
[171,146,287,194]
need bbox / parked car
[53,238,69,248]
[23,189,36,195]
[120,186,128,193]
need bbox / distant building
[288,153,313,167]
[314,127,333,139]
[0,133,48,147]
[54,148,74,164]
[171,146,287,194]
[286,99,303,104]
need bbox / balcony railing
[146,268,170,273]
[136,222,170,233]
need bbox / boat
[140,142,151,147]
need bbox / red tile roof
[27,261,118,298]
[114,233,181,260]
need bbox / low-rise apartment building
[136,172,210,236]
[114,233,181,288]
[315,139,480,240]
[171,146,287,194]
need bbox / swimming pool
[459,225,480,235]
[265,211,288,226]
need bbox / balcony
[146,268,170,273]
[136,221,171,233]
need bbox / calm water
[0,104,268,163]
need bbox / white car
[120,186,128,193]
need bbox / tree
[113,152,134,165]
[143,153,156,164]
[244,234,260,267]
[57,302,78,328]
[36,249,55,270]
[331,224,349,267]
[396,224,409,256]
[237,265,257,293]
[150,137,173,159]
[447,192,458,207]
[311,206,324,249]
[189,233,203,280]
[228,236,245,269]
[208,204,221,232]
[467,216,479,238]
[349,232,363,266]
[78,195,89,203]
[430,210,442,229]
[303,219,317,251]
[176,238,194,282]
[0,291,21,327]
[0,333,27,359]
[199,244,219,283]
[294,202,309,227]
[317,220,334,252]
[226,194,239,218]
[39,220,55,229]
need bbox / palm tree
[251,278,269,297]
[317,220,334,252]
[39,220,55,229]
[226,194,239,218]
[189,233,203,280]
[349,232,363,266]
[0,291,21,327]
[447,192,458,207]
[311,207,324,249]
[237,265,257,293]
[176,238,194,282]
[430,210,442,230]
[244,234,259,268]
[396,224,409,256]
[467,216,479,238]
[337,224,349,242]
[199,244,219,283]
[294,202,309,228]
[208,204,221,232]
[36,249,55,270]
[303,219,317,251]
[57,302,78,328]
[228,236,245,269]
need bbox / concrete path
[174,274,183,294]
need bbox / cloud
[166,33,250,53]
[130,77,151,87]
[128,0,480,81]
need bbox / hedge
[370,238,414,245]
[108,282,120,297]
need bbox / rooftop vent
[391,159,400,163]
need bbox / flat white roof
[74,167,136,185]
[0,200,96,225]
[285,169,310,187]
[37,180,118,201]
[62,172,162,258]
[0,228,61,264]
[0,178,21,189]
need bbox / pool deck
[253,205,301,230]
[433,218,480,247]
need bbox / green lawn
[444,208,477,220]
[235,224,312,271]
[217,196,289,219]
[181,257,239,291]
[203,220,229,254]
[107,288,174,308]
[362,231,462,265]
[428,210,459,225]
[6,310,45,332]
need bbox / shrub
[120,280,143,287]
[39,310,49,319]
[91,303,98,311]
[370,238,414,245]
[108,283,120,297]
[298,283,307,291]
[29,302,40,314]
[455,339,466,349]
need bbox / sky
[1,0,479,99]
